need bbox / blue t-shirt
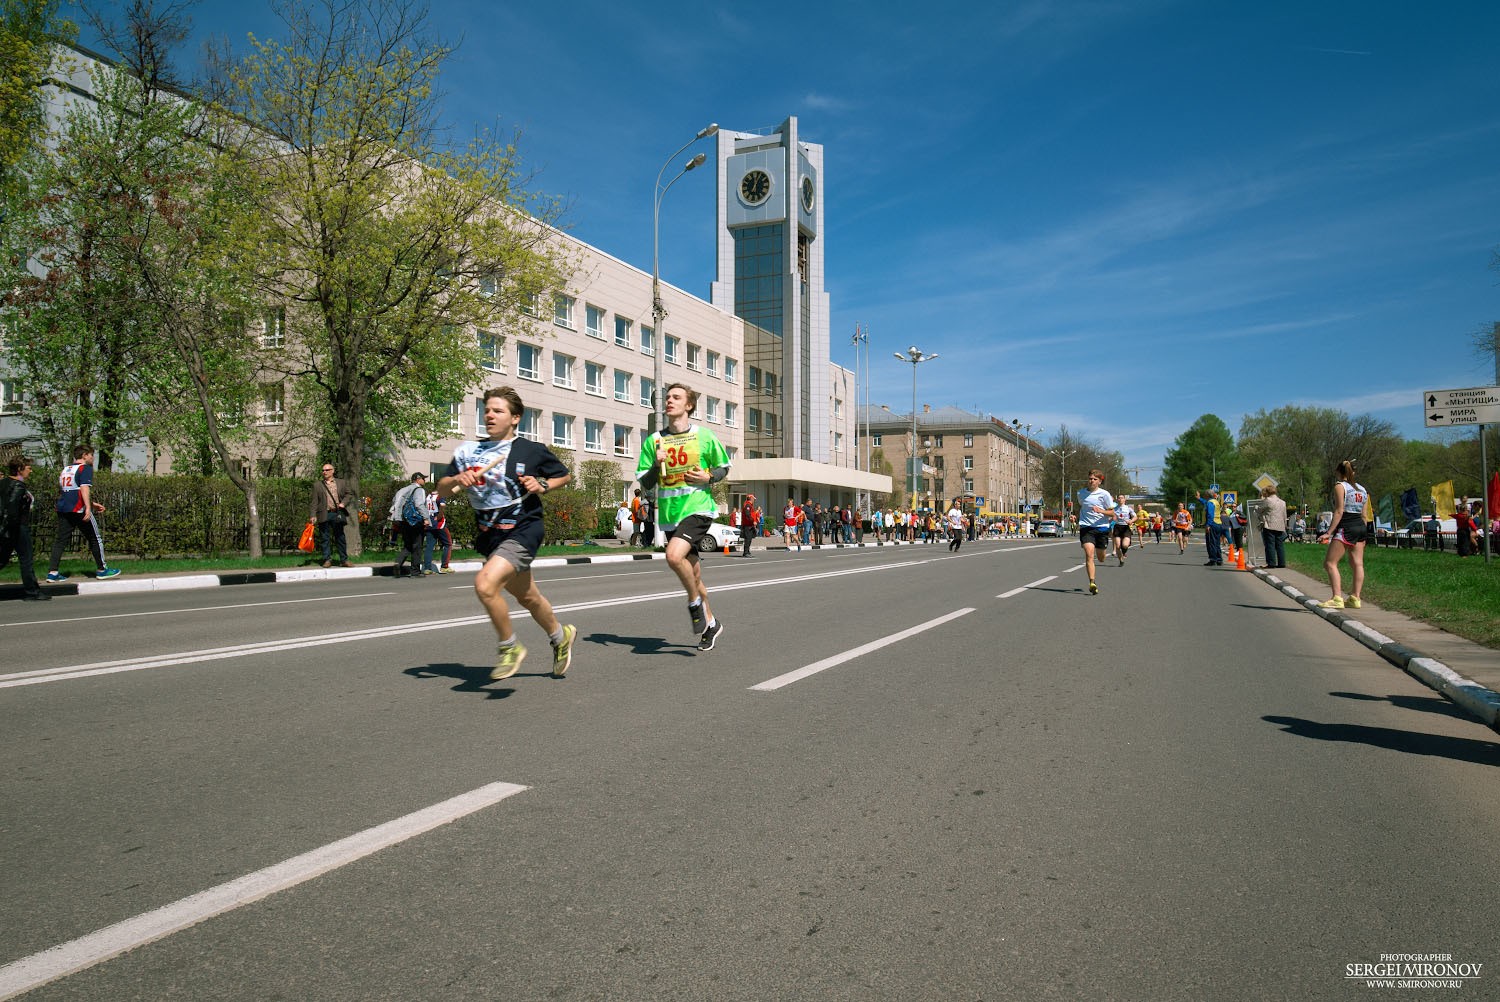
[57,462,92,514]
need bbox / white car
[616,518,742,552]
[1035,520,1061,537]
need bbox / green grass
[1,540,642,582]
[1282,541,1500,649]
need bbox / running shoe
[491,641,527,681]
[438,566,454,574]
[1318,597,1345,610]
[96,567,121,579]
[46,571,69,582]
[1089,581,1098,595]
[688,602,707,635]
[698,620,723,651]
[1347,596,1362,609]
[551,624,577,677]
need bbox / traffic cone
[1236,545,1247,570]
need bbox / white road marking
[0,781,528,1001]
[749,608,975,691]
[1064,564,1083,573]
[997,575,1057,598]
[0,592,396,629]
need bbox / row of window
[869,433,978,448]
[545,297,741,383]
[481,336,740,387]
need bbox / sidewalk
[1252,563,1500,731]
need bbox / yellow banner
[1430,480,1455,514]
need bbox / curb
[1254,568,1500,732]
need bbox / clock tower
[711,117,829,463]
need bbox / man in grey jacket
[310,462,356,567]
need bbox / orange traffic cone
[1236,545,1247,570]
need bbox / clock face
[739,169,772,206]
[801,175,816,213]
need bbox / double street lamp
[1012,419,1042,535]
[1049,445,1078,520]
[895,346,938,509]
[651,123,719,436]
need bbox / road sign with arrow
[1424,386,1500,428]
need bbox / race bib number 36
[660,433,699,488]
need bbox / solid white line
[997,575,1057,599]
[749,607,975,692]
[0,781,528,1000]
[0,592,397,630]
[1064,564,1083,573]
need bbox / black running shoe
[698,620,723,651]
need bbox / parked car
[1035,519,1061,537]
[615,518,741,552]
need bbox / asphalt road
[3,539,1497,1000]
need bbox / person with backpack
[389,472,431,578]
[0,456,50,601]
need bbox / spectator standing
[310,461,356,568]
[783,497,800,550]
[433,386,576,680]
[615,499,633,539]
[0,457,50,600]
[1259,485,1288,568]
[1317,459,1370,610]
[46,445,119,581]
[389,472,431,578]
[1197,489,1224,566]
[629,489,645,546]
[423,489,453,573]
[740,495,758,557]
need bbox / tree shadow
[1262,715,1500,766]
[1328,690,1474,722]
[1229,603,1306,613]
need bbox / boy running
[638,383,732,651]
[1112,494,1135,565]
[1073,470,1113,595]
[434,387,576,681]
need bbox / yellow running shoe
[1318,597,1345,610]
[551,624,576,677]
[1347,596,1361,609]
[491,641,526,681]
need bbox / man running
[1172,502,1194,554]
[1073,470,1113,595]
[434,386,576,682]
[946,501,965,552]
[638,383,732,651]
[1112,494,1135,565]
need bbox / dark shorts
[1079,527,1110,550]
[1112,524,1132,539]
[1332,522,1367,545]
[667,513,715,552]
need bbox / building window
[964,456,974,471]
[259,307,285,349]
[475,396,485,436]
[553,294,575,330]
[585,304,605,339]
[478,274,498,298]
[640,326,655,357]
[705,396,719,423]
[748,408,760,432]
[614,424,631,457]
[552,352,575,389]
[748,366,761,391]
[585,361,605,397]
[518,410,540,440]
[686,343,701,372]
[614,369,632,403]
[964,433,974,447]
[521,292,541,316]
[873,433,882,447]
[964,478,975,493]
[639,377,655,409]
[257,382,285,426]
[833,397,842,418]
[764,372,777,397]
[833,431,843,453]
[724,357,738,383]
[447,401,462,434]
[724,402,737,427]
[615,316,632,348]
[0,378,23,415]
[478,332,503,372]
[517,343,542,381]
[765,412,777,435]
[584,418,604,453]
[664,334,679,365]
[706,351,719,378]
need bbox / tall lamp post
[652,123,719,436]
[852,324,870,517]
[1012,419,1043,535]
[895,346,938,509]
[1049,446,1078,523]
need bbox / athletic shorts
[1112,524,1133,539]
[667,513,715,551]
[1079,527,1110,549]
[1332,522,1367,545]
[477,533,536,573]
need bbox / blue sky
[89,0,1500,488]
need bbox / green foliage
[1237,405,1401,513]
[1160,414,1242,506]
[0,0,73,200]
[576,458,625,510]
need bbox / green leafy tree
[1236,405,1401,514]
[1160,414,1241,509]
[1041,425,1126,512]
[0,0,73,204]
[219,0,567,554]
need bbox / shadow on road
[1262,715,1500,766]
[404,661,531,698]
[584,632,699,657]
[1329,690,1474,721]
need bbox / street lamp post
[852,324,869,517]
[1049,446,1078,523]
[1012,419,1043,536]
[895,346,938,509]
[651,123,719,437]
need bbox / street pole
[895,346,938,511]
